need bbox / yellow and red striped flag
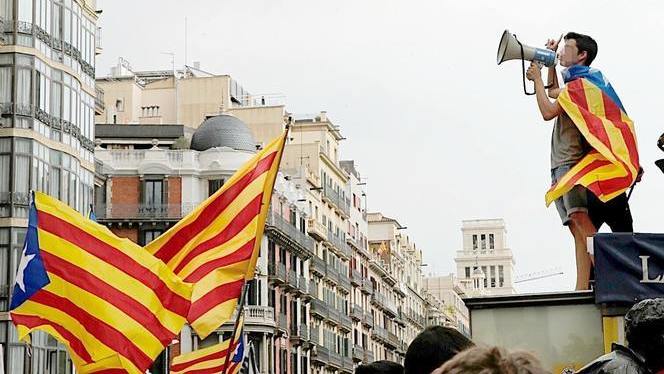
[546,67,639,205]
[146,131,287,338]
[10,192,192,374]
[171,319,244,374]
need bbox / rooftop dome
[190,114,257,152]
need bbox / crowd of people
[354,298,664,374]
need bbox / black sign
[594,233,664,304]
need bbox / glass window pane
[0,67,11,104]
[18,0,32,22]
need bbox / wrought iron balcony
[350,268,362,286]
[363,314,374,329]
[352,345,365,362]
[340,314,353,332]
[285,270,297,290]
[311,298,329,319]
[338,274,351,293]
[329,351,342,368]
[297,276,310,296]
[277,313,288,333]
[311,255,327,276]
[350,305,364,321]
[326,266,339,284]
[387,331,399,348]
[290,323,309,343]
[323,185,350,217]
[364,350,374,363]
[311,343,329,365]
[372,326,389,342]
[328,307,340,326]
[360,279,373,294]
[327,229,352,259]
[342,357,354,372]
[268,263,286,284]
[266,212,314,258]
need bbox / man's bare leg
[568,211,596,290]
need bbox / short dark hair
[404,326,474,374]
[625,298,664,372]
[564,32,598,66]
[436,346,548,374]
[355,360,404,374]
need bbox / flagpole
[221,283,249,374]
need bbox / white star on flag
[15,243,35,292]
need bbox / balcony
[310,326,321,345]
[268,263,286,284]
[306,167,322,189]
[323,185,350,217]
[352,346,365,362]
[372,326,389,343]
[369,258,388,278]
[285,271,297,290]
[342,357,354,373]
[307,218,327,242]
[277,313,288,334]
[266,213,315,258]
[297,276,310,296]
[340,314,353,332]
[328,308,340,326]
[244,306,276,328]
[290,324,309,344]
[95,203,183,221]
[327,229,351,259]
[95,85,105,115]
[360,279,373,295]
[326,266,339,285]
[310,256,326,276]
[386,332,399,349]
[364,350,374,363]
[350,269,362,286]
[362,314,374,329]
[329,351,342,368]
[350,305,363,321]
[311,298,329,319]
[312,344,329,366]
[338,274,351,293]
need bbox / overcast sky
[96,0,664,293]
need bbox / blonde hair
[436,346,549,374]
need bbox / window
[489,234,495,249]
[208,179,223,196]
[490,266,496,288]
[472,235,477,251]
[481,234,486,250]
[143,230,162,245]
[482,266,488,288]
[465,267,470,278]
[499,265,505,287]
[143,180,163,207]
[0,67,10,104]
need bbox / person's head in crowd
[354,360,404,374]
[624,298,664,373]
[434,346,548,374]
[404,326,474,374]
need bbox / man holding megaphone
[522,32,640,291]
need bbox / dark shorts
[551,164,588,226]
[588,192,633,232]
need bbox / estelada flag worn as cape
[545,65,639,206]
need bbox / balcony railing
[338,274,351,293]
[286,271,297,289]
[329,351,342,368]
[311,298,329,319]
[342,357,353,372]
[350,305,363,321]
[323,185,350,216]
[312,343,329,364]
[95,203,183,220]
[244,306,276,327]
[361,279,373,294]
[364,350,374,363]
[307,218,327,242]
[277,313,287,331]
[266,212,314,257]
[387,331,399,348]
[311,256,327,276]
[363,314,374,329]
[268,263,286,283]
[352,346,365,362]
[340,314,353,332]
[350,269,362,286]
[372,293,399,317]
[310,326,321,345]
[326,266,339,284]
[95,85,105,114]
[327,229,351,259]
[297,276,310,295]
[372,326,389,342]
[328,308,340,326]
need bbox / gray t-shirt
[551,111,589,169]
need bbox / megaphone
[497,30,557,67]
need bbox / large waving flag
[171,319,244,374]
[146,131,287,338]
[10,192,192,374]
[546,65,639,205]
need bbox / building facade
[0,0,101,372]
[423,274,470,336]
[455,219,516,296]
